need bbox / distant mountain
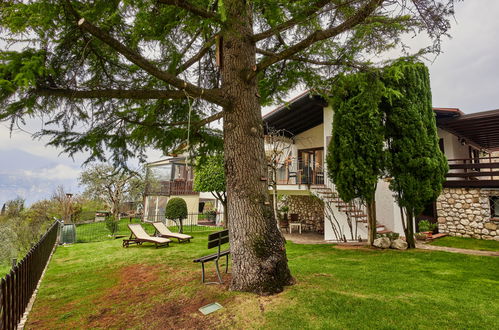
[0,149,82,206]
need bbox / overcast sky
[1,0,498,205]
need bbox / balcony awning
[437,109,499,151]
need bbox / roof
[437,109,499,151]
[264,92,499,151]
[263,92,327,137]
[146,156,187,167]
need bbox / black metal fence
[0,220,59,330]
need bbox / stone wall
[285,195,324,233]
[436,188,499,240]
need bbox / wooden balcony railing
[145,180,197,196]
[445,157,499,188]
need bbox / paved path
[283,232,330,244]
[416,243,499,257]
[283,233,498,257]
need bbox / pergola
[437,108,499,151]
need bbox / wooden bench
[193,229,230,284]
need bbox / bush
[105,217,119,236]
[418,220,437,232]
[165,198,187,220]
[205,210,217,221]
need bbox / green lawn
[430,236,499,252]
[26,235,499,329]
[0,264,11,278]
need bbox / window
[490,196,499,218]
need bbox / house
[264,92,499,241]
[142,156,220,224]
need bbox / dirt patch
[332,244,372,251]
[85,264,233,329]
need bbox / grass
[25,236,499,329]
[430,236,499,252]
[0,264,11,278]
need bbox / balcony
[445,157,499,188]
[270,160,325,186]
[145,180,197,196]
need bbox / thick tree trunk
[222,0,293,294]
[222,200,228,229]
[367,199,377,245]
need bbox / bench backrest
[207,230,229,254]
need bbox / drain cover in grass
[199,302,223,315]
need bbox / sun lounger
[123,223,171,248]
[152,222,193,243]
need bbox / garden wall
[436,188,499,240]
[286,195,324,233]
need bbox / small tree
[382,61,448,248]
[265,128,294,228]
[79,164,142,223]
[4,197,25,218]
[52,186,82,223]
[165,197,188,233]
[193,155,227,227]
[327,71,385,245]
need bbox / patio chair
[123,223,171,248]
[152,222,193,243]
[289,213,302,234]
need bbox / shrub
[165,198,188,221]
[105,217,119,236]
[205,210,217,221]
[418,220,437,232]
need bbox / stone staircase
[310,184,393,241]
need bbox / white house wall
[375,180,404,234]
[438,128,470,160]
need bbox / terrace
[437,108,499,188]
[145,157,197,196]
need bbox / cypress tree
[382,60,448,248]
[327,71,385,245]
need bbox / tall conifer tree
[327,71,385,245]
[382,61,448,248]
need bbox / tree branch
[117,110,224,128]
[253,0,384,76]
[252,0,332,42]
[34,87,192,100]
[76,18,229,107]
[256,48,367,69]
[157,0,219,20]
[176,39,216,75]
